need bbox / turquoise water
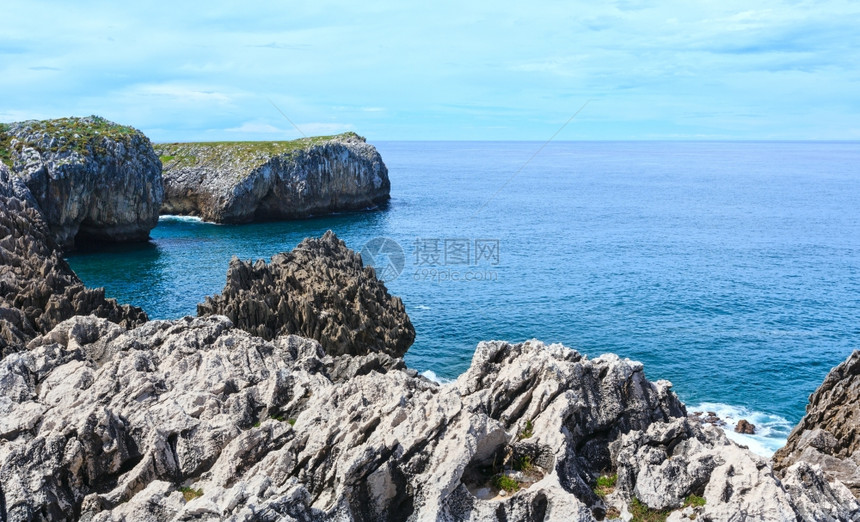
[67,141,860,453]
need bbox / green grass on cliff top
[0,116,139,167]
[154,132,361,168]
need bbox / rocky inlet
[1,117,860,521]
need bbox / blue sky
[2,1,859,141]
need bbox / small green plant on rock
[180,487,203,502]
[630,498,669,522]
[519,419,534,440]
[594,473,617,498]
[491,474,520,493]
[513,454,533,472]
[684,494,706,508]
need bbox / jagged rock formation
[156,133,390,223]
[0,316,672,521]
[774,349,860,497]
[614,419,859,521]
[198,231,414,358]
[1,316,856,521]
[0,116,163,247]
[0,164,146,357]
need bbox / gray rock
[157,133,389,223]
[774,349,860,497]
[613,418,860,521]
[197,231,415,358]
[0,318,691,521]
[0,164,147,357]
[1,116,163,247]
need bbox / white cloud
[0,0,858,139]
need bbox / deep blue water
[67,141,860,453]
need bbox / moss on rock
[0,116,142,167]
[154,132,363,174]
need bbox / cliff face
[156,133,390,223]
[0,116,163,248]
[0,163,147,358]
[198,231,415,358]
[773,350,860,496]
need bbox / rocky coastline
[1,117,859,521]
[156,133,390,223]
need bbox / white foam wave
[689,402,793,457]
[158,215,206,223]
[420,370,453,384]
[414,305,431,311]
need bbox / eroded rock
[0,318,692,521]
[197,231,415,358]
[613,418,860,521]
[0,164,146,357]
[774,349,860,497]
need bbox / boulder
[157,132,389,223]
[197,231,415,358]
[735,418,756,434]
[0,116,163,247]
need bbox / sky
[2,1,859,142]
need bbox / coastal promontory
[156,132,390,223]
[0,116,163,248]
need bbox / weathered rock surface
[157,133,389,223]
[0,164,146,357]
[0,116,163,247]
[1,311,858,520]
[774,349,860,497]
[614,418,859,521]
[198,230,414,358]
[0,313,684,521]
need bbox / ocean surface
[67,141,860,455]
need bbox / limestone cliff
[0,116,163,248]
[0,163,147,358]
[156,133,390,223]
[773,349,860,496]
[1,215,859,520]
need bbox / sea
[66,141,860,456]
